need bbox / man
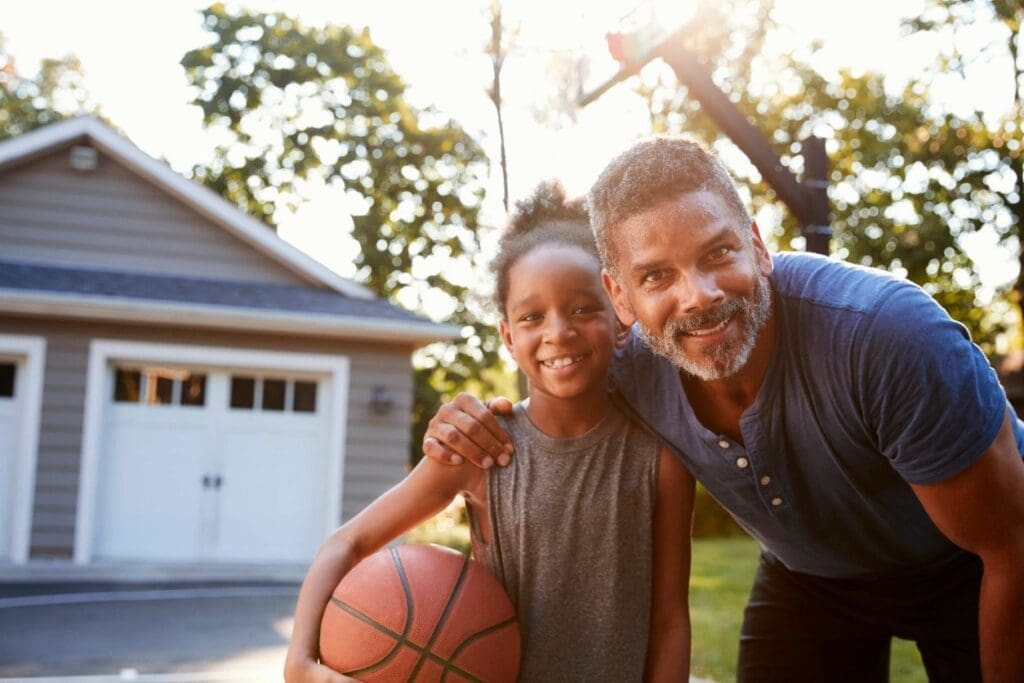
[423,136,1024,682]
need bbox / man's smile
[680,313,735,338]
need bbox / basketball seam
[440,616,519,683]
[335,546,415,679]
[408,553,470,679]
[328,599,487,682]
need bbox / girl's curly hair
[490,180,598,316]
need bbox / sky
[2,0,1018,298]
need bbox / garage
[76,340,350,566]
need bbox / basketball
[320,543,521,682]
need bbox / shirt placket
[735,414,788,512]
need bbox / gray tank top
[467,402,660,682]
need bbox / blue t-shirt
[611,251,1024,579]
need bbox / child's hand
[423,393,515,467]
[283,656,359,683]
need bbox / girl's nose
[543,314,577,343]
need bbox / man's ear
[499,318,514,352]
[750,220,774,278]
[614,319,632,349]
[602,269,637,327]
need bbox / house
[0,116,457,576]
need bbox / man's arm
[284,459,481,682]
[645,446,695,682]
[910,410,1024,683]
[422,393,516,468]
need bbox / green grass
[690,537,927,683]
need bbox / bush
[692,484,748,538]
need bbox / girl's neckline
[514,400,623,453]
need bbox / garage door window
[113,367,207,407]
[230,375,317,413]
[262,379,286,411]
[0,362,15,398]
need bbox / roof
[0,116,372,299]
[0,260,461,346]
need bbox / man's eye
[643,270,666,284]
[707,246,730,261]
[573,305,600,315]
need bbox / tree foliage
[635,0,1016,353]
[901,0,1022,336]
[181,4,502,462]
[0,35,96,140]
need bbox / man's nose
[678,271,725,314]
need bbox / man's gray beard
[636,273,773,381]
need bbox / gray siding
[0,316,414,559]
[0,147,310,285]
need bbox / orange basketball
[320,543,521,682]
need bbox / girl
[285,181,694,682]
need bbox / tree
[181,4,502,462]
[633,0,1011,352]
[902,0,1022,338]
[0,35,96,140]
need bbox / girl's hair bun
[505,180,587,236]
[490,180,598,315]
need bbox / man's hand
[422,393,515,468]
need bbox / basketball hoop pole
[581,26,832,255]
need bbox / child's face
[500,244,620,405]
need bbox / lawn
[690,537,928,683]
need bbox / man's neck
[681,309,778,442]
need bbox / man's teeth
[684,316,731,337]
[543,355,582,369]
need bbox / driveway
[0,582,300,682]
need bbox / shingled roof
[0,260,459,345]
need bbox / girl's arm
[645,446,696,683]
[284,457,483,682]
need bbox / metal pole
[579,31,833,255]
[801,135,831,255]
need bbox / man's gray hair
[586,135,751,275]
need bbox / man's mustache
[664,297,747,336]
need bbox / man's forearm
[978,559,1024,683]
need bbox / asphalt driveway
[0,582,300,682]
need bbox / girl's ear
[614,319,632,350]
[499,318,514,352]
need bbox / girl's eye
[519,313,540,323]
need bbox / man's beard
[636,273,773,381]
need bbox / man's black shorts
[737,550,982,683]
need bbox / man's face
[602,190,774,381]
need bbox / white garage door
[93,364,333,564]
[0,361,19,561]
